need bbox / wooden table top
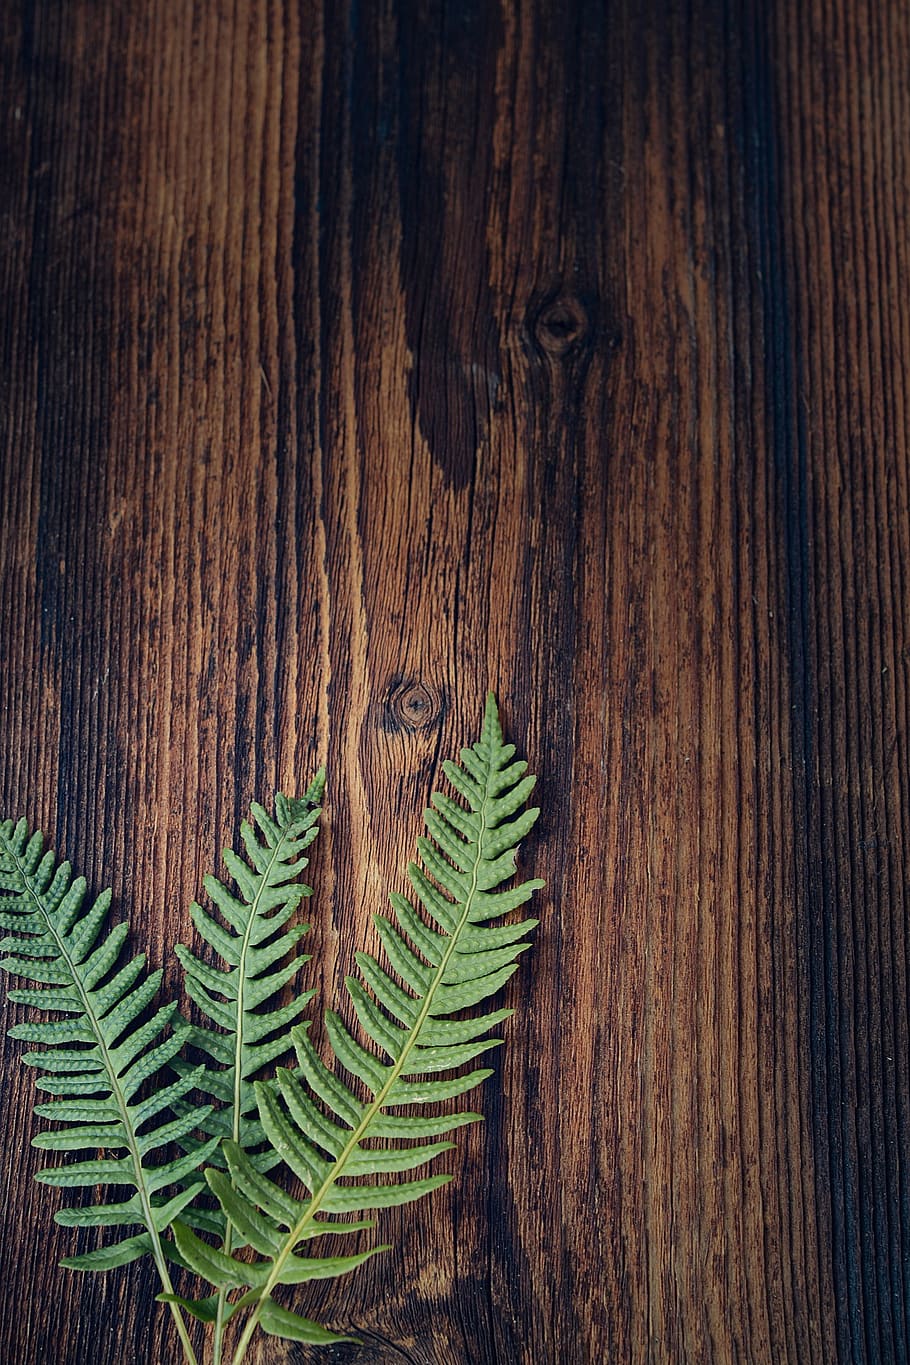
[1,2,908,1362]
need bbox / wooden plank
[0,1,907,1361]
[768,1,910,1359]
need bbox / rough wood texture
[1,1,908,1361]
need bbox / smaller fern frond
[173,777,324,1170]
[0,818,218,1365]
[172,780,326,1361]
[174,693,544,1356]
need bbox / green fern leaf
[191,693,544,1354]
[171,780,325,1359]
[0,819,217,1365]
[257,1299,357,1345]
[173,778,324,1167]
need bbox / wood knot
[380,678,445,734]
[532,292,590,357]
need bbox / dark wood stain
[1,1,908,1362]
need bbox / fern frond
[172,781,324,1362]
[178,693,544,1356]
[174,779,324,1169]
[0,819,217,1365]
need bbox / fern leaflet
[173,693,544,1356]
[0,819,220,1365]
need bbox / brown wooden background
[1,1,909,1362]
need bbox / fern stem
[229,784,494,1365]
[212,1289,228,1365]
[2,831,200,1365]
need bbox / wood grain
[1,1,908,1361]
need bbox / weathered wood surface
[1,1,908,1361]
